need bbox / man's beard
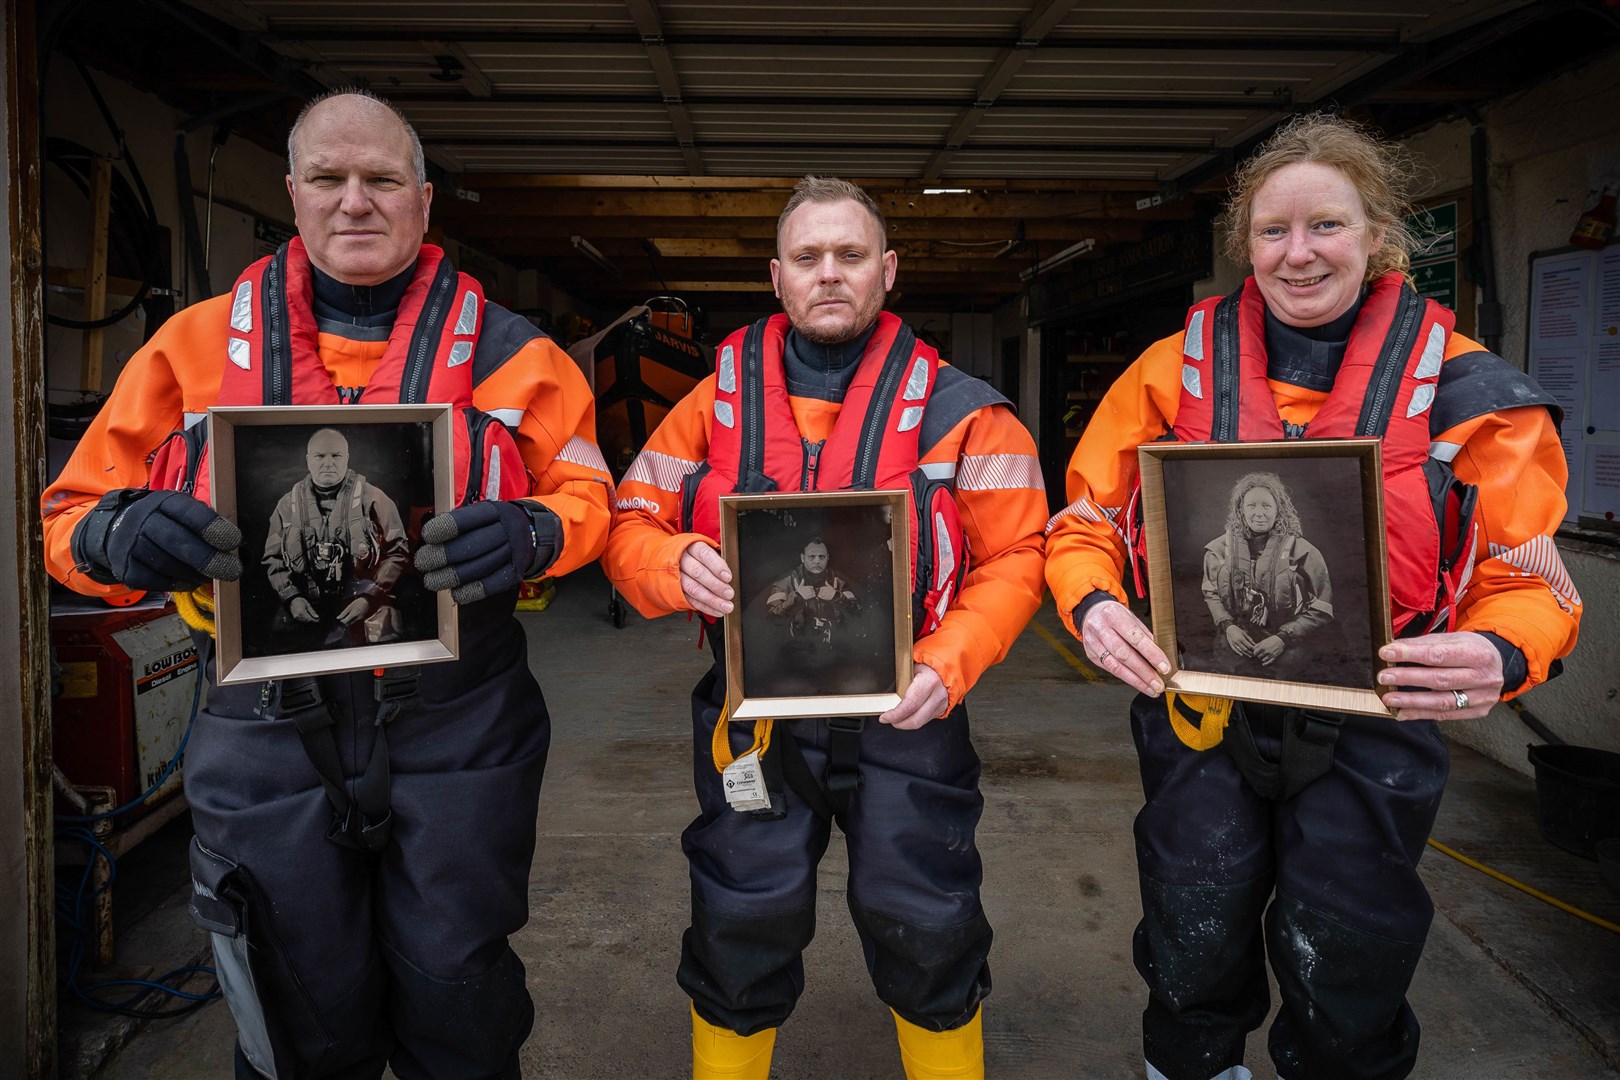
[791,291,883,345]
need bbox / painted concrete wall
[1399,55,1620,771]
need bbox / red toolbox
[51,602,200,818]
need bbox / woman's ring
[1097,649,1111,662]
[1452,690,1469,710]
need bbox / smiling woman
[1044,111,1579,1080]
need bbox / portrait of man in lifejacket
[764,536,861,646]
[263,427,411,650]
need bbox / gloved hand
[72,489,242,592]
[415,500,559,605]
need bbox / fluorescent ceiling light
[571,235,621,278]
[923,187,970,195]
[1018,238,1096,282]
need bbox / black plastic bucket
[1526,743,1620,859]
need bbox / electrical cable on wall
[54,666,222,1018]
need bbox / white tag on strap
[722,750,771,812]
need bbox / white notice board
[1527,244,1620,525]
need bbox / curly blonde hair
[1219,113,1423,281]
[1224,472,1303,540]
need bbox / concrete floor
[69,564,1620,1079]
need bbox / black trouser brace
[1130,695,1449,1080]
[677,665,993,1037]
[183,593,546,1080]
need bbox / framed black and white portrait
[719,489,912,720]
[1138,438,1394,716]
[209,404,457,685]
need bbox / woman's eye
[1316,220,1342,231]
[1258,226,1285,239]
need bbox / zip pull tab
[802,438,825,491]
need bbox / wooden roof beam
[623,0,705,175]
[923,0,1079,180]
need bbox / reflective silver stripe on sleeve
[957,453,1044,491]
[487,407,524,427]
[555,435,610,475]
[622,448,702,492]
[184,412,207,429]
[918,461,957,481]
[1428,440,1462,463]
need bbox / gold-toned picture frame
[210,404,458,685]
[1137,438,1394,717]
[719,489,913,720]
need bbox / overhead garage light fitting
[923,187,970,195]
[1018,238,1096,282]
[571,235,621,279]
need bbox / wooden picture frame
[210,404,458,685]
[719,489,913,720]
[1137,438,1394,717]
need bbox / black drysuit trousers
[184,593,547,1079]
[678,665,993,1037]
[1130,694,1449,1080]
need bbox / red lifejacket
[148,239,529,508]
[1136,270,1477,637]
[683,312,969,637]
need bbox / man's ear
[882,248,897,292]
[421,182,434,229]
[769,258,782,299]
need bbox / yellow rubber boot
[892,1007,984,1080]
[691,1004,776,1080]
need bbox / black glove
[414,500,559,605]
[71,489,243,592]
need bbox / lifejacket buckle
[823,716,866,800]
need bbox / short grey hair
[776,176,888,255]
[287,87,427,189]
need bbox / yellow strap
[1167,691,1233,750]
[172,586,217,636]
[711,693,774,773]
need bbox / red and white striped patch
[1044,497,1125,544]
[555,436,611,477]
[622,449,702,492]
[1488,536,1581,615]
[957,453,1044,492]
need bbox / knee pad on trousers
[1265,893,1426,1080]
[1135,871,1273,1080]
[849,901,992,1031]
[379,941,531,1080]
[678,896,816,1036]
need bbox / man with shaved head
[42,89,613,1078]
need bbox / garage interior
[8,0,1620,1076]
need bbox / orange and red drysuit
[603,316,1046,1036]
[42,252,611,1079]
[1045,277,1580,1080]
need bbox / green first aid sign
[1412,259,1458,309]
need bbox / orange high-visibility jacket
[602,347,1049,710]
[42,288,613,599]
[1044,328,1581,695]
